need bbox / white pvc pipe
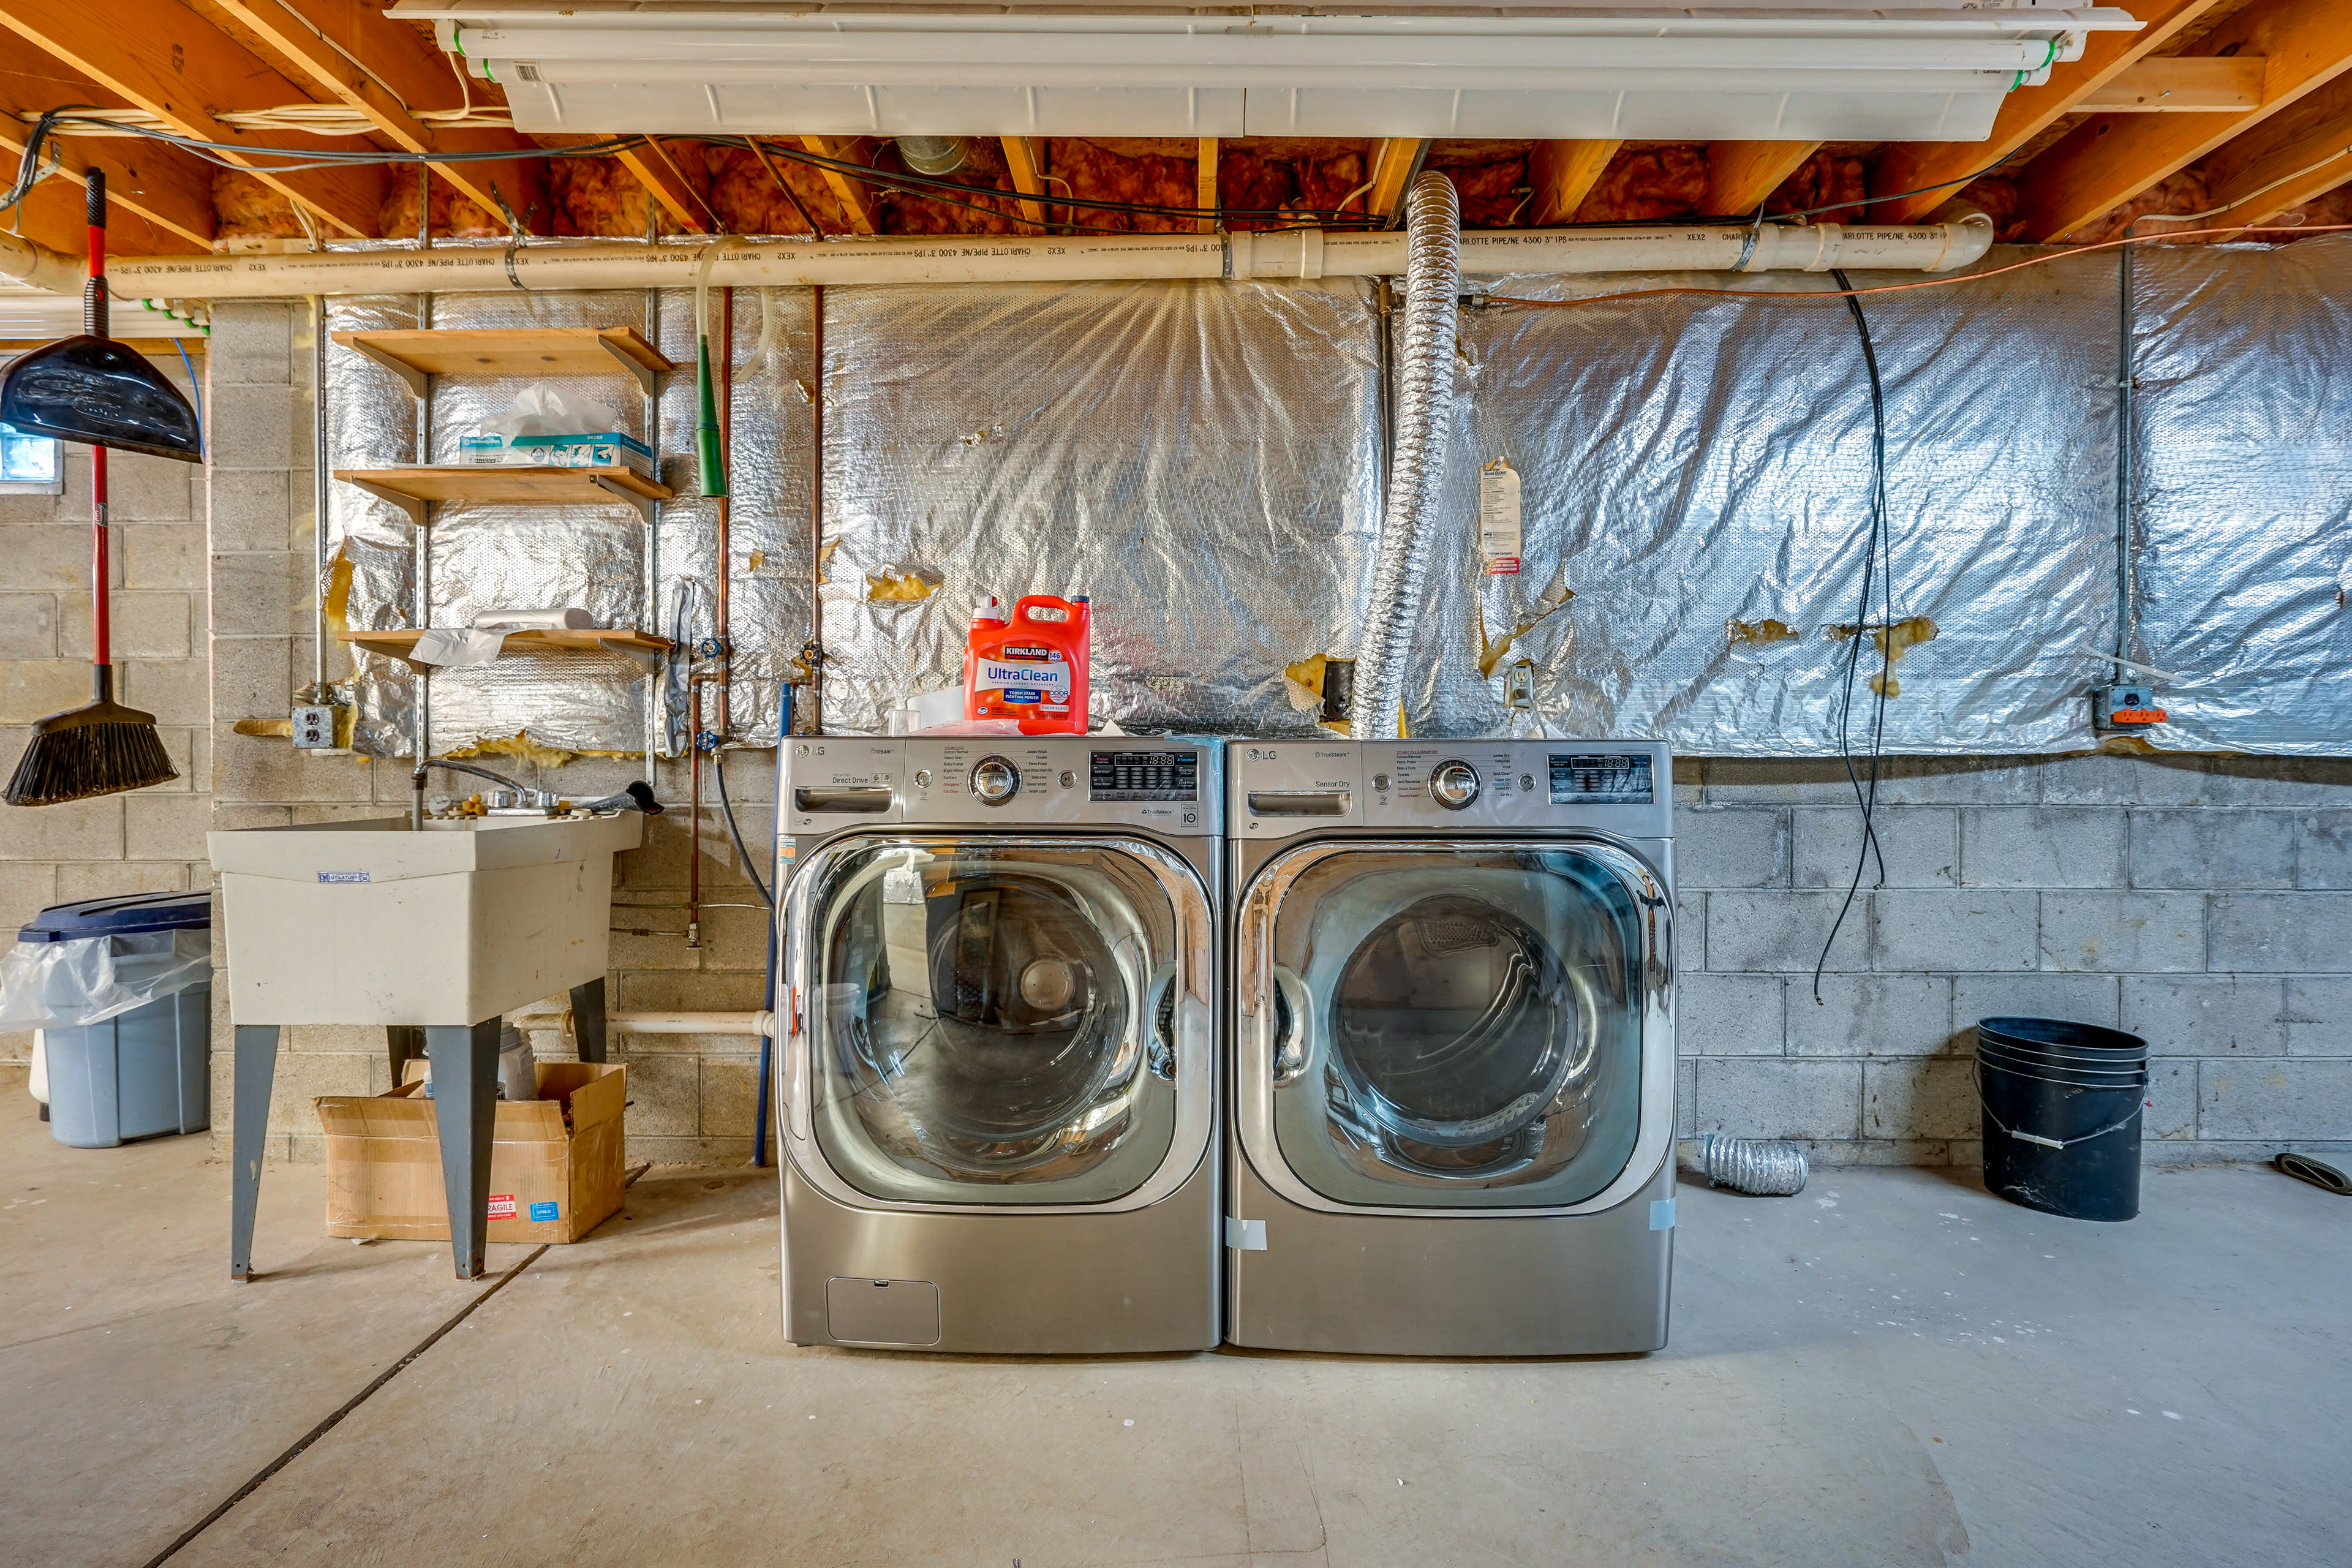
[0,216,1992,301]
[508,1008,776,1036]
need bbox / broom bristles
[5,701,178,806]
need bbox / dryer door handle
[1270,964,1314,1087]
[1248,790,1350,817]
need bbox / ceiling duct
[401,3,2143,141]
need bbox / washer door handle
[1270,964,1314,1087]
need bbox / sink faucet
[409,760,663,826]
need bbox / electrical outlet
[1504,659,1536,710]
[291,705,336,749]
[2093,685,2166,731]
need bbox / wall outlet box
[2094,685,2167,731]
[291,705,336,749]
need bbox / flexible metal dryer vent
[1698,1134,1809,1196]
[1352,169,1461,739]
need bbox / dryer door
[786,835,1212,1211]
[1236,840,1672,1213]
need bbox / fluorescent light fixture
[395,4,2143,140]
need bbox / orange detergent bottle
[964,590,1091,734]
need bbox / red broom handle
[87,171,108,677]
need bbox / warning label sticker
[529,1200,559,1221]
[486,1194,518,1219]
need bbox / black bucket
[1975,1017,2147,1222]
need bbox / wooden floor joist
[207,0,546,231]
[615,140,715,235]
[1872,0,2222,226]
[1001,137,1047,229]
[800,136,880,236]
[1525,140,1621,226]
[2193,72,2352,227]
[0,81,214,247]
[1367,138,1430,221]
[0,0,386,236]
[1196,138,1218,232]
[2016,0,2352,241]
[1703,141,1821,217]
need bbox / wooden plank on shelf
[1871,0,2222,225]
[330,328,674,396]
[339,628,673,663]
[334,466,673,527]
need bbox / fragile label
[486,1194,518,1219]
[1479,459,1523,575]
[979,657,1070,698]
[528,1200,559,1221]
[316,871,371,883]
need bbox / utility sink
[206,813,642,1027]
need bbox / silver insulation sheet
[1406,247,2122,752]
[2130,236,2352,755]
[328,284,813,756]
[818,278,1384,736]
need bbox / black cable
[712,745,772,911]
[1814,266,1897,1005]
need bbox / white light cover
[394,4,2144,140]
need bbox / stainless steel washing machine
[775,734,1221,1353]
[1225,739,1676,1355]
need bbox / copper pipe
[794,282,824,734]
[714,285,733,737]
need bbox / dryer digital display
[1090,750,1198,803]
[1548,753,1654,805]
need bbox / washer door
[1237,840,1669,1211]
[787,835,1210,1209]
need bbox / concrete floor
[2,1068,2346,1568]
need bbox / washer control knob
[913,769,933,788]
[970,756,1021,805]
[1429,758,1482,811]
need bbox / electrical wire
[174,341,203,460]
[712,745,772,911]
[2127,144,2352,225]
[1815,267,1894,1006]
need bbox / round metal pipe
[0,220,1994,300]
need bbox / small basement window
[0,420,62,494]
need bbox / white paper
[1479,459,1523,576]
[409,627,508,667]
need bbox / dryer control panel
[1231,739,1671,840]
[782,735,1224,836]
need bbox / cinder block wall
[198,300,2352,1170]
[203,301,768,1164]
[1677,755,2352,1166]
[0,353,209,1069]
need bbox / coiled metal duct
[1353,170,1461,739]
[1699,1133,1809,1196]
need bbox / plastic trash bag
[0,929,211,1028]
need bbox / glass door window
[804,838,1196,1206]
[1255,846,1652,1208]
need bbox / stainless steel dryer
[1225,739,1676,1355]
[775,734,1222,1353]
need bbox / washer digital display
[1089,750,1198,803]
[1548,753,1654,805]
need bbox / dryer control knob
[971,756,1021,805]
[1429,758,1482,810]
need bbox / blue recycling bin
[13,892,212,1148]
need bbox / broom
[4,170,178,806]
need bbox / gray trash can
[4,892,212,1148]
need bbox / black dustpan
[0,173,201,464]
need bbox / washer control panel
[785,736,1223,835]
[1232,739,1670,839]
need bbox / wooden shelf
[340,628,672,664]
[334,465,671,525]
[330,327,674,396]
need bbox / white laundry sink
[206,813,642,1027]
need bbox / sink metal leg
[425,1017,502,1281]
[570,975,609,1065]
[230,1024,281,1281]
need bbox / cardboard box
[315,1062,627,1245]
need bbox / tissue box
[460,431,655,479]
